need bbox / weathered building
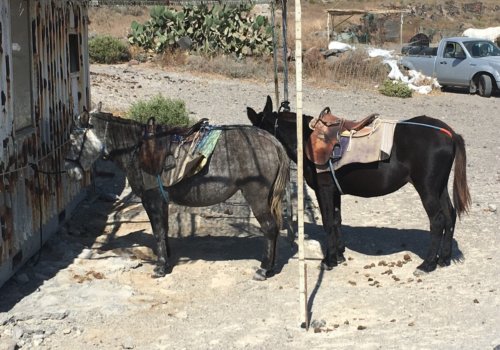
[0,0,90,287]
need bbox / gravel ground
[0,63,499,350]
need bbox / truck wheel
[477,74,492,97]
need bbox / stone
[14,273,29,284]
[12,326,24,340]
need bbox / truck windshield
[464,41,500,57]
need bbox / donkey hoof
[336,253,346,264]
[152,265,170,278]
[253,268,269,281]
[437,257,451,267]
[414,261,437,276]
[320,260,336,271]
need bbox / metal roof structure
[325,8,410,16]
[89,0,274,5]
[325,7,410,46]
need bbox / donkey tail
[270,140,290,230]
[453,132,471,218]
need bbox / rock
[488,204,497,212]
[67,225,82,236]
[40,311,69,321]
[121,336,135,349]
[99,192,119,202]
[12,326,24,340]
[310,319,326,329]
[177,36,192,51]
[303,47,323,67]
[77,249,93,259]
[14,273,29,284]
[0,337,18,350]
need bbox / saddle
[139,117,208,177]
[305,107,378,165]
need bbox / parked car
[400,37,500,97]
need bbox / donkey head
[65,109,104,181]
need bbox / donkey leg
[333,193,346,264]
[416,197,446,274]
[240,180,281,281]
[252,211,279,281]
[315,174,341,270]
[438,190,457,267]
[142,188,171,278]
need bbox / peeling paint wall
[0,0,90,287]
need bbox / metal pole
[271,1,280,106]
[294,0,308,330]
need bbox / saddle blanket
[161,127,222,187]
[317,120,397,172]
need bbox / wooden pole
[400,12,404,48]
[294,0,308,330]
[327,12,330,46]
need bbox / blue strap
[398,121,452,137]
[328,159,344,195]
[157,175,169,203]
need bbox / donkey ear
[265,95,273,113]
[79,109,90,128]
[246,107,259,126]
[144,117,156,138]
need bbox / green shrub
[127,95,191,126]
[89,35,131,64]
[379,80,413,98]
[128,4,273,57]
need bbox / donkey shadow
[304,222,464,262]
[97,221,297,276]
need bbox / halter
[64,126,93,171]
[64,118,111,172]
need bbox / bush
[89,35,131,64]
[379,80,413,98]
[127,95,191,126]
[128,5,273,57]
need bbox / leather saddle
[305,107,378,165]
[139,117,208,176]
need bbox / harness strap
[157,175,169,203]
[328,159,344,195]
[398,121,453,138]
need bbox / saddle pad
[161,129,222,187]
[332,120,396,170]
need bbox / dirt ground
[0,63,499,349]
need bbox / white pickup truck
[400,37,500,97]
